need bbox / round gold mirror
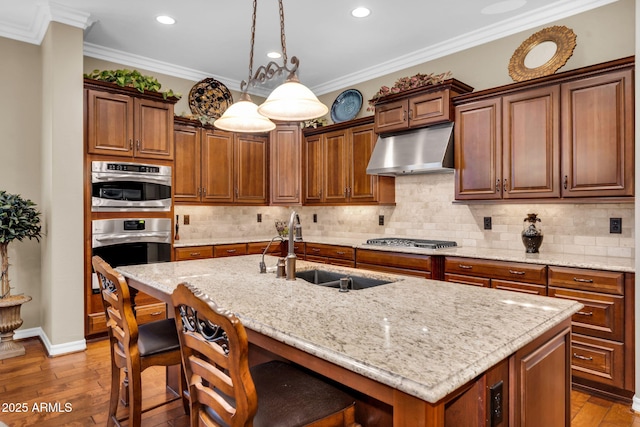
[508,26,577,82]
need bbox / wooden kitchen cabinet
[85,81,176,160]
[454,57,634,202]
[247,241,284,256]
[444,257,547,295]
[373,79,473,134]
[455,85,560,200]
[270,123,302,205]
[213,243,248,257]
[303,117,395,205]
[548,266,634,398]
[174,119,267,205]
[304,243,355,267]
[560,68,634,197]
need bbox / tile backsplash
[175,173,634,258]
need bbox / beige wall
[0,37,43,330]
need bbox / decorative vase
[0,294,32,360]
[522,213,543,253]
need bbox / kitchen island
[118,255,583,426]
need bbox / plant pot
[0,294,32,360]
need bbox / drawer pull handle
[573,353,593,361]
[312,248,321,252]
[573,277,594,283]
[576,311,594,317]
[508,270,525,275]
[226,249,237,253]
[190,252,201,256]
[150,311,162,316]
[458,264,473,269]
[336,251,346,255]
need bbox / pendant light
[214,0,275,133]
[215,0,327,132]
[256,0,328,121]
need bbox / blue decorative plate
[331,89,363,123]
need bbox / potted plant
[0,190,42,359]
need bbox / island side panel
[511,318,572,427]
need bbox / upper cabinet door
[561,69,634,197]
[349,124,377,202]
[454,98,502,200]
[304,134,324,204]
[502,86,560,199]
[86,89,134,156]
[202,130,234,203]
[323,130,350,203]
[270,124,302,205]
[134,98,174,160]
[408,90,452,128]
[374,99,408,134]
[235,134,268,204]
[173,124,202,202]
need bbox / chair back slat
[92,256,138,356]
[172,283,258,427]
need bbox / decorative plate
[508,26,577,82]
[331,89,363,123]
[188,78,234,119]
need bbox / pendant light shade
[257,76,328,121]
[214,93,275,133]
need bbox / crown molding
[0,1,92,45]
[310,0,619,95]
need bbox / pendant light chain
[278,0,288,67]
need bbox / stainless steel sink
[295,269,391,290]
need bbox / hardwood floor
[1,337,639,426]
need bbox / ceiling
[0,0,618,95]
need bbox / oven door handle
[92,173,171,185]
[94,233,171,244]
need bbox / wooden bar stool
[171,282,361,427]
[92,256,187,427]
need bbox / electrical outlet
[378,215,384,226]
[489,380,503,426]
[313,213,317,223]
[257,213,262,223]
[484,217,492,230]
[183,215,190,225]
[610,218,622,234]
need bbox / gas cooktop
[365,238,458,250]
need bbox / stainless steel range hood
[366,122,454,175]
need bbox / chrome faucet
[286,211,302,280]
[259,235,285,274]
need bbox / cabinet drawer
[548,266,624,295]
[492,279,547,296]
[444,273,490,287]
[549,287,623,342]
[135,302,167,324]
[175,246,213,260]
[213,243,248,257]
[247,241,283,255]
[305,243,355,261]
[571,334,624,389]
[357,263,432,279]
[445,257,547,285]
[356,249,431,272]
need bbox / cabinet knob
[563,175,568,190]
[495,179,501,193]
[129,139,133,150]
[136,140,140,150]
[503,178,508,192]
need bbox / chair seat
[251,361,355,427]
[137,318,180,357]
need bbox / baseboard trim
[632,395,640,413]
[15,327,87,356]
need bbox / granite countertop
[117,255,582,403]
[174,235,635,273]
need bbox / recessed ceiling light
[351,7,371,18]
[156,15,176,25]
[267,51,282,59]
[481,0,526,14]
